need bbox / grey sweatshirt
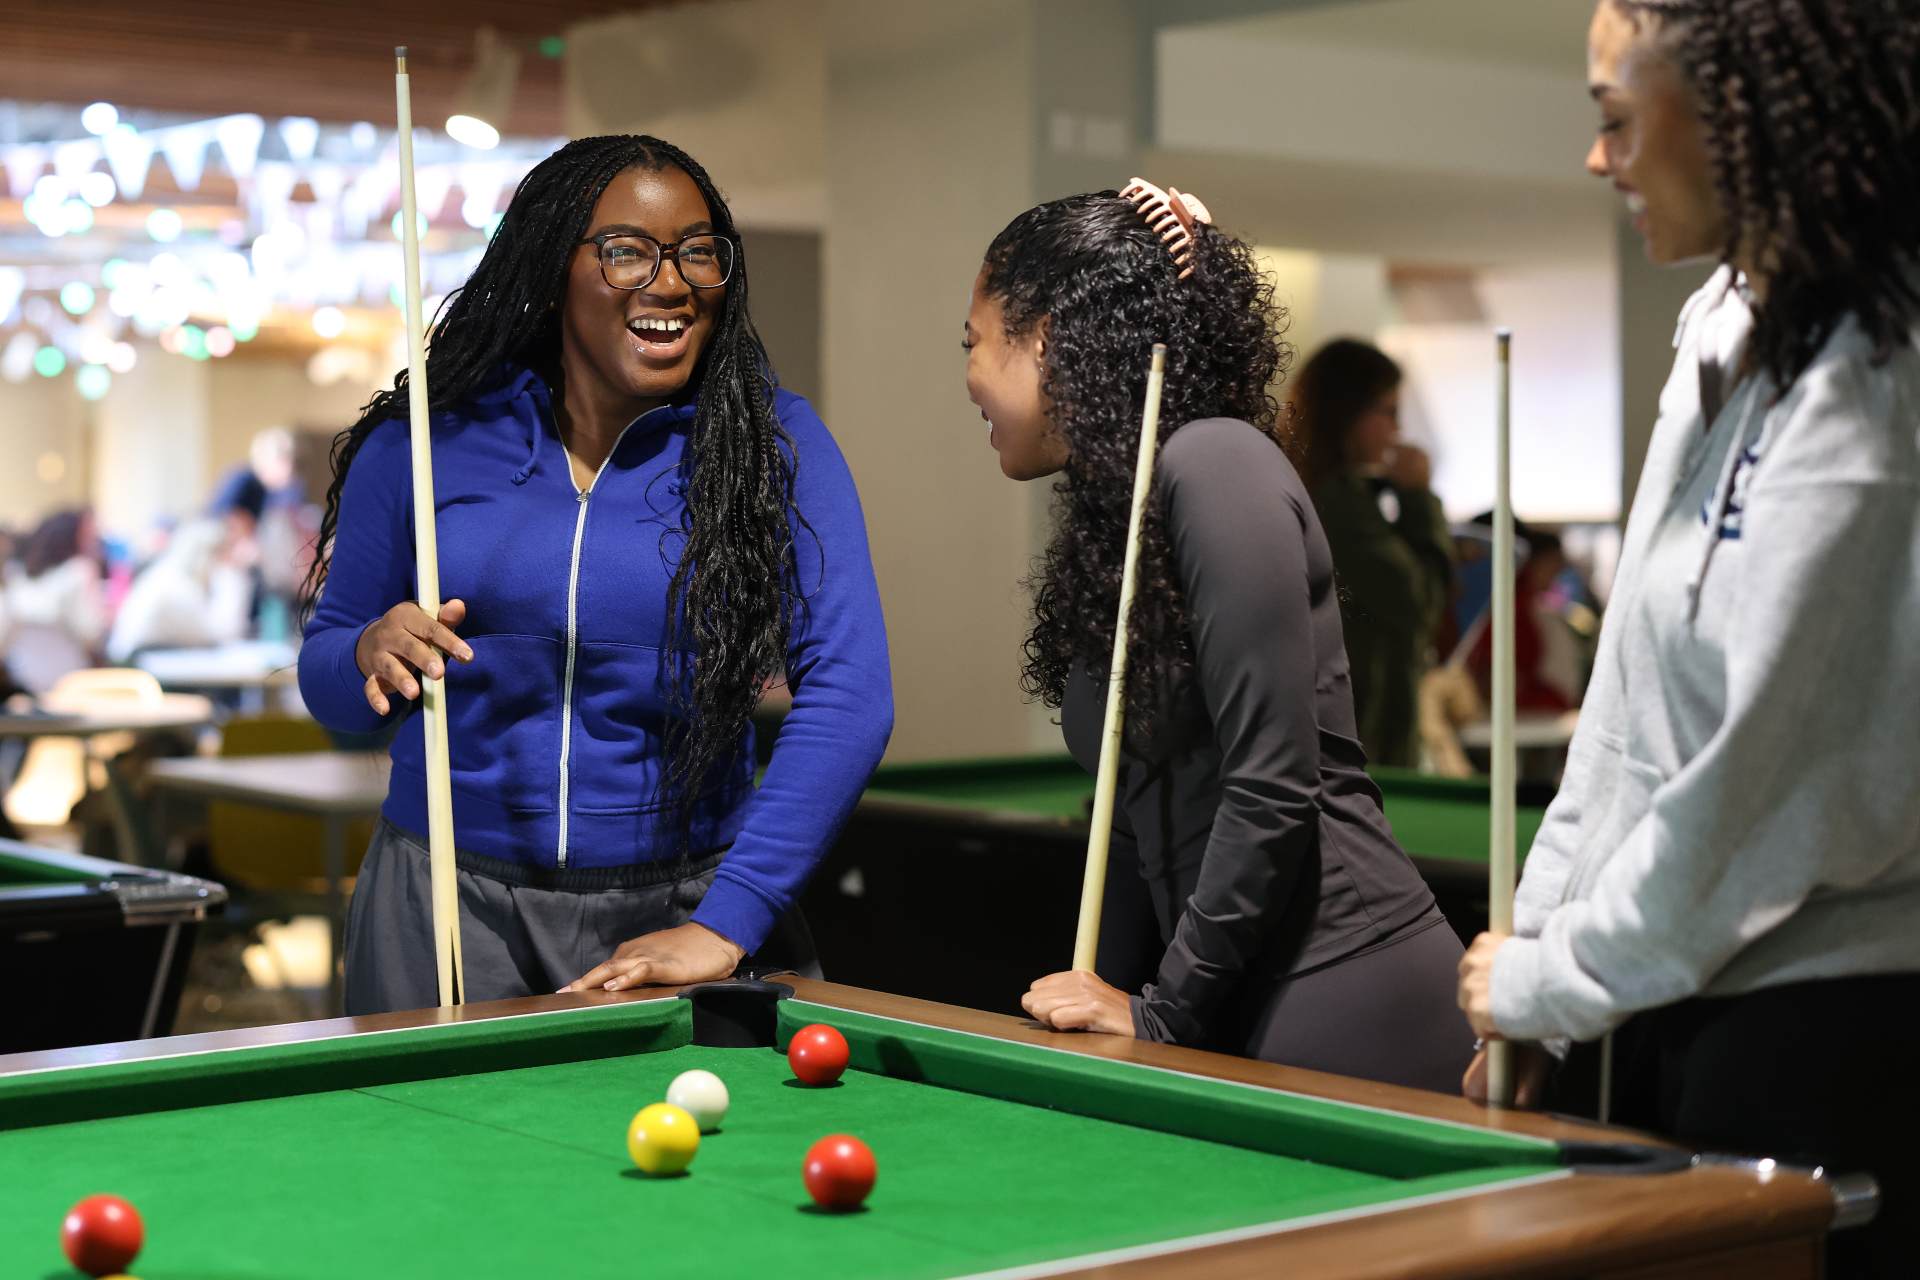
[1492,266,1920,1044]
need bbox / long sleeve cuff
[298,620,395,735]
[1490,933,1609,1045]
[691,869,783,958]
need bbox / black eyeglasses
[575,232,736,291]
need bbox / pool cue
[1071,344,1168,973]
[1487,328,1517,1106]
[395,47,464,1006]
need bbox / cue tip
[396,45,408,70]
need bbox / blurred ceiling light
[205,326,236,357]
[446,28,520,151]
[146,207,184,242]
[81,103,119,136]
[1,333,36,383]
[76,365,111,401]
[107,342,138,374]
[311,306,347,339]
[34,346,67,378]
[78,171,118,207]
[60,282,96,315]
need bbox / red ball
[787,1023,850,1086]
[803,1134,877,1210]
[61,1194,143,1277]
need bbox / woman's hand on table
[1456,930,1553,1107]
[1461,1042,1555,1109]
[1021,970,1134,1036]
[560,922,746,994]
[355,599,473,715]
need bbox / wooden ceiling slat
[0,0,694,132]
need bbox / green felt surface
[864,756,1548,868]
[0,849,98,888]
[0,998,1557,1280]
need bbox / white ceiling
[1193,0,1598,78]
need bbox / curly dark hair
[1290,338,1402,489]
[981,192,1290,730]
[304,135,803,836]
[1616,0,1920,389]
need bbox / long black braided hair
[304,134,804,835]
[980,192,1289,736]
[1616,0,1920,390]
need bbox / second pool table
[0,841,226,1053]
[805,755,1549,1012]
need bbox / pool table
[0,978,1858,1278]
[0,840,226,1053]
[805,755,1550,1012]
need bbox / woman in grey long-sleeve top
[959,190,1474,1092]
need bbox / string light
[146,208,184,242]
[80,102,119,136]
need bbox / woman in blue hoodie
[299,135,892,1014]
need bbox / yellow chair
[206,717,374,895]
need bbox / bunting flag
[278,116,321,164]
[53,140,101,184]
[102,126,154,200]
[413,165,455,224]
[1,144,43,198]
[0,267,24,326]
[252,161,300,229]
[214,115,265,182]
[459,164,506,228]
[159,126,210,192]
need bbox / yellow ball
[628,1102,701,1175]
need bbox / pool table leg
[324,815,344,1017]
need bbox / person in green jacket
[1292,339,1453,767]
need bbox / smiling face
[560,164,727,422]
[963,270,1067,482]
[1585,1,1727,268]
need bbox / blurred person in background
[105,514,259,664]
[208,426,304,527]
[3,509,108,693]
[1292,339,1452,766]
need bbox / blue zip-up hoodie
[298,365,893,952]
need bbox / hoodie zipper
[555,411,659,868]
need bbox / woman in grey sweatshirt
[1457,3,1920,1274]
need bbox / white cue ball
[665,1069,729,1133]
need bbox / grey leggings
[343,820,820,1016]
[1234,918,1476,1094]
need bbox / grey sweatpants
[342,820,820,1016]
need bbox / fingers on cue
[394,633,444,681]
[376,653,420,701]
[363,673,392,716]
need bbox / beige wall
[0,347,380,542]
[742,230,823,408]
[204,353,381,497]
[565,0,826,230]
[92,353,207,541]
[1615,211,1712,512]
[826,0,1042,762]
[0,375,89,533]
